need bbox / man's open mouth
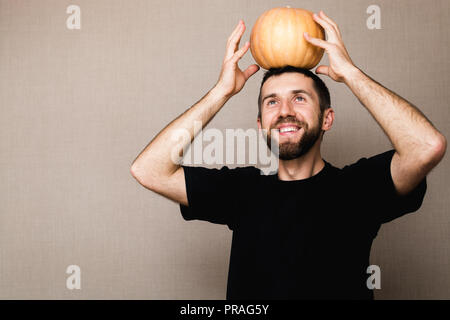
[276,124,301,136]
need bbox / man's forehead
[262,73,316,98]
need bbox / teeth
[279,127,299,133]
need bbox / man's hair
[257,66,331,119]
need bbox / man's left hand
[304,11,357,83]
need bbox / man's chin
[278,144,304,160]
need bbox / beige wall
[0,0,449,299]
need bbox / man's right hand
[215,20,260,99]
[131,20,260,207]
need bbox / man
[130,11,446,299]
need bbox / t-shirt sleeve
[179,165,248,230]
[342,149,427,224]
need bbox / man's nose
[279,100,295,117]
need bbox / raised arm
[130,20,259,205]
[304,11,446,196]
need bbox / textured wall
[0,0,449,299]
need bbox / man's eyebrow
[261,89,313,103]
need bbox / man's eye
[266,97,303,105]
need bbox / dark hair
[257,66,331,119]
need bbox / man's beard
[265,114,323,160]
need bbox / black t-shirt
[179,149,427,300]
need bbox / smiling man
[257,68,330,166]
[130,12,446,299]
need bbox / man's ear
[322,108,335,132]
[257,117,262,130]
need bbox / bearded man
[131,12,446,299]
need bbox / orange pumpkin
[250,7,325,70]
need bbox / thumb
[243,64,260,81]
[315,65,329,76]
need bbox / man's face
[257,73,324,160]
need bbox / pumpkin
[250,7,325,70]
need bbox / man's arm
[130,20,259,205]
[131,88,229,206]
[341,68,445,195]
[305,11,446,196]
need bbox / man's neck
[277,148,325,181]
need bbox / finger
[319,11,340,32]
[225,26,245,62]
[312,12,338,40]
[231,41,250,63]
[235,37,242,55]
[226,20,243,46]
[304,32,331,50]
[319,11,341,37]
[224,23,242,61]
[225,21,246,61]
[243,64,260,81]
[234,22,246,49]
[315,65,330,76]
